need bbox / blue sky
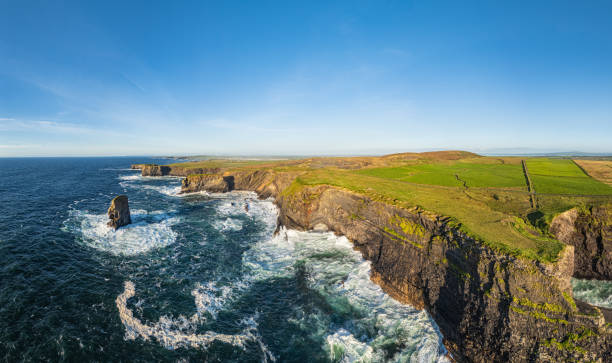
[1,0,611,156]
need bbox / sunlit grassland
[169,159,278,170]
[356,160,527,189]
[170,153,612,263]
[291,168,564,262]
[526,159,612,195]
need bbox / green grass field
[169,152,612,263]
[289,168,564,262]
[169,159,273,170]
[357,161,526,189]
[526,159,612,195]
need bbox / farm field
[574,159,612,185]
[526,158,612,195]
[171,151,612,263]
[356,160,526,189]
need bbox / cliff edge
[133,162,612,362]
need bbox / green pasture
[526,159,612,195]
[291,168,564,262]
[356,161,526,189]
[168,154,612,263]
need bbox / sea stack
[107,195,131,230]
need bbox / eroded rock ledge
[550,206,611,280]
[136,165,611,362]
[134,164,220,177]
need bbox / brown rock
[550,206,612,279]
[176,168,611,362]
[181,175,234,193]
[107,195,131,230]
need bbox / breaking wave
[117,174,142,181]
[213,218,243,232]
[105,188,447,361]
[244,228,450,362]
[118,174,184,197]
[140,184,182,197]
[572,278,612,309]
[62,209,179,255]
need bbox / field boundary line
[356,173,612,198]
[521,160,538,208]
[571,159,592,178]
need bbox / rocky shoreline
[135,164,611,362]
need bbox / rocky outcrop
[107,195,131,230]
[177,169,611,362]
[138,164,220,177]
[278,186,610,362]
[181,174,233,193]
[550,205,612,280]
[180,170,296,197]
[141,164,172,176]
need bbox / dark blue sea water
[0,157,487,361]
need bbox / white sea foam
[572,278,612,309]
[116,281,255,350]
[216,199,249,216]
[243,228,449,362]
[192,281,235,320]
[63,209,179,255]
[213,218,243,232]
[118,174,142,181]
[327,329,374,362]
[110,192,446,360]
[178,190,211,197]
[118,174,184,197]
[211,192,277,234]
[141,184,182,197]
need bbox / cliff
[181,174,233,193]
[133,164,220,177]
[144,167,612,362]
[279,185,610,362]
[550,206,611,280]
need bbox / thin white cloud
[0,117,121,136]
[0,144,40,149]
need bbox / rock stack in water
[107,195,131,230]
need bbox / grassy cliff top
[171,151,612,263]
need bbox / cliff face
[550,206,611,280]
[153,167,612,362]
[134,164,221,177]
[182,174,232,193]
[278,186,610,362]
[180,169,297,197]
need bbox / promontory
[133,151,612,362]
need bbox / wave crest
[63,209,179,255]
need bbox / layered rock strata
[550,206,611,280]
[133,164,220,177]
[142,166,612,362]
[107,195,131,230]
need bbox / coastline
[135,163,612,362]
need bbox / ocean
[0,157,450,362]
